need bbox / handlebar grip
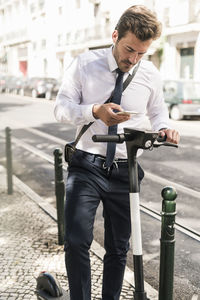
[155,134,178,148]
[92,134,120,142]
[92,134,125,143]
[157,134,167,142]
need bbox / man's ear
[112,30,119,44]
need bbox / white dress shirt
[54,47,170,159]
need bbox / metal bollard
[5,127,13,195]
[54,148,65,245]
[159,186,177,300]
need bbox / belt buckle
[102,162,110,172]
[102,161,120,172]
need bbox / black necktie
[105,68,125,168]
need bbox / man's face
[112,30,153,72]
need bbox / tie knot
[116,68,124,76]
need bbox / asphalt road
[0,94,200,299]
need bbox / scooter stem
[125,137,148,300]
[93,128,159,300]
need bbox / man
[54,5,180,300]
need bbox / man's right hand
[92,103,130,126]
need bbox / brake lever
[153,141,178,148]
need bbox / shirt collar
[107,46,140,75]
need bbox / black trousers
[64,149,144,300]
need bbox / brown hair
[115,5,162,41]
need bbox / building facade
[0,0,199,80]
[157,0,200,80]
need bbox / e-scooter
[36,127,177,300]
[92,127,178,300]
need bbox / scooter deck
[36,288,70,300]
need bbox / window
[39,0,45,10]
[76,0,80,9]
[33,42,37,51]
[18,47,28,58]
[44,58,47,75]
[66,32,71,44]
[41,39,46,49]
[22,0,27,7]
[163,7,170,26]
[0,9,4,16]
[94,3,100,17]
[58,6,62,15]
[180,47,194,79]
[57,34,62,46]
[30,3,35,14]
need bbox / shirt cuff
[81,104,97,122]
[159,127,168,131]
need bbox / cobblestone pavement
[0,167,135,300]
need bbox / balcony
[64,23,112,47]
[0,28,29,46]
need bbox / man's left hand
[159,129,180,144]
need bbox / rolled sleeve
[54,56,96,126]
[81,104,97,123]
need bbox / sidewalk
[0,165,157,300]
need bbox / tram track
[1,128,200,242]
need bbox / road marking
[12,137,55,163]
[145,171,200,199]
[25,127,67,145]
[0,133,68,171]
[180,143,200,150]
[140,204,200,242]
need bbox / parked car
[0,75,6,93]
[4,76,25,94]
[163,80,200,120]
[20,77,45,97]
[45,79,61,100]
[20,77,58,98]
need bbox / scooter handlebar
[92,134,125,143]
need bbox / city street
[0,93,200,299]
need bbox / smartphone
[116,111,139,115]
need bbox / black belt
[75,149,128,169]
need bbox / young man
[54,5,180,300]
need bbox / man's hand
[159,129,180,144]
[92,103,130,126]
